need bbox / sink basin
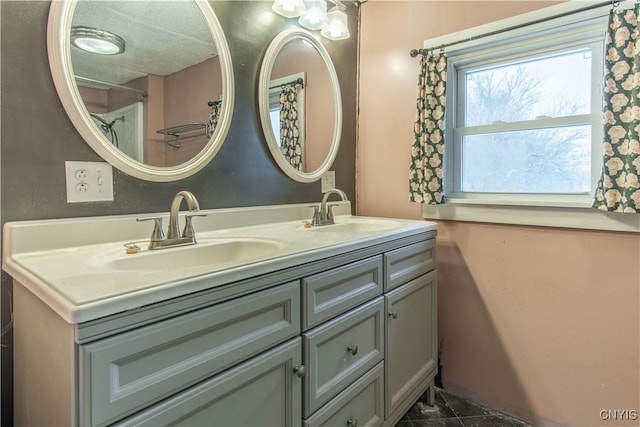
[91,237,286,271]
[307,218,401,233]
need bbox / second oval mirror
[259,29,342,183]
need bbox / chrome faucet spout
[315,188,348,226]
[138,191,205,250]
[167,191,200,240]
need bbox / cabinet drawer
[303,255,383,330]
[304,297,384,417]
[81,282,300,427]
[304,362,384,427]
[384,239,436,291]
[114,338,302,427]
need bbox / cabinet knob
[347,344,358,355]
[293,364,306,378]
[388,311,398,319]
[347,417,358,427]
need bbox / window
[446,21,605,207]
[421,5,639,231]
[268,73,306,150]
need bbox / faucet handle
[308,205,321,226]
[183,214,207,238]
[136,217,165,242]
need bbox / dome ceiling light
[70,26,126,55]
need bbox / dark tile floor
[396,388,534,427]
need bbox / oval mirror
[259,28,342,183]
[47,0,234,182]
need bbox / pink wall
[77,58,222,167]
[358,2,640,426]
[437,221,639,426]
[163,57,223,166]
[144,75,166,166]
[78,87,107,113]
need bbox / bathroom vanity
[3,202,437,427]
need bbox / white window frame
[451,42,603,205]
[421,2,640,233]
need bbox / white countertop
[2,202,436,324]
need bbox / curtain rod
[74,75,147,96]
[269,78,305,90]
[409,0,612,57]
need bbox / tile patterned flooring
[396,388,534,427]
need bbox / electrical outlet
[321,170,335,193]
[74,169,88,181]
[65,161,114,203]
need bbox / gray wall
[0,1,358,424]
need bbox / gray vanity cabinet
[12,229,437,427]
[300,236,437,427]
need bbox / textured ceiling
[70,0,218,86]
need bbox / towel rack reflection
[156,123,207,149]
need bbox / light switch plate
[65,161,114,203]
[321,170,335,193]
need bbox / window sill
[422,201,640,233]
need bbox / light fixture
[320,5,350,40]
[272,0,306,18]
[70,26,125,55]
[298,0,328,31]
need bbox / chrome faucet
[310,188,348,226]
[137,190,206,250]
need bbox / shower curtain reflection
[90,101,144,162]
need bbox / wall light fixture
[320,5,350,40]
[272,0,350,40]
[272,0,307,18]
[298,0,329,31]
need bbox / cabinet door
[385,270,437,419]
[114,338,302,427]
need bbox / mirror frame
[47,0,234,182]
[259,28,342,183]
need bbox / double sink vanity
[7,1,440,425]
[3,197,438,427]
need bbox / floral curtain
[280,83,303,170]
[592,4,640,212]
[205,100,221,138]
[409,52,447,205]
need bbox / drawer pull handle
[293,365,306,378]
[347,344,358,355]
[388,311,398,319]
[347,418,358,427]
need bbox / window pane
[465,49,592,126]
[461,126,591,193]
[269,109,281,147]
